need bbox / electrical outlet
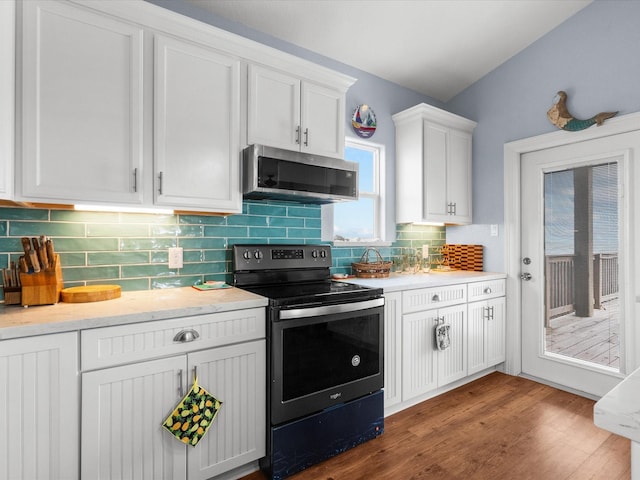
[490,224,499,237]
[168,247,183,269]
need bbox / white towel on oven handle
[435,322,451,351]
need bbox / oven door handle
[279,297,384,320]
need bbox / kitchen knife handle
[46,240,55,269]
[29,251,40,273]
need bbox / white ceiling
[184,0,592,102]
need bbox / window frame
[322,137,388,246]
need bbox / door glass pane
[543,162,619,371]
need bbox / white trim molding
[503,112,640,377]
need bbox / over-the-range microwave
[242,144,359,204]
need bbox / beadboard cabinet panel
[383,291,402,410]
[81,356,188,480]
[188,341,266,480]
[0,332,79,480]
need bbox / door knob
[520,273,532,281]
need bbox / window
[323,138,386,245]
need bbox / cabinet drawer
[467,279,506,302]
[81,308,265,371]
[402,284,467,313]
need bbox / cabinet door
[423,122,449,222]
[81,356,187,480]
[436,303,467,386]
[467,300,488,375]
[247,65,300,151]
[383,291,402,410]
[21,0,144,204]
[0,0,14,200]
[467,297,506,375]
[300,82,344,157]
[154,35,241,213]
[402,310,437,401]
[187,340,266,480]
[447,128,472,224]
[486,296,506,367]
[0,332,79,480]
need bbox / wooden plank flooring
[241,373,630,480]
[546,298,619,369]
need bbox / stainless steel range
[232,244,385,480]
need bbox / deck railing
[545,253,618,324]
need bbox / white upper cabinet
[14,0,354,211]
[0,0,15,200]
[154,35,241,213]
[393,103,476,225]
[19,0,144,204]
[248,64,349,158]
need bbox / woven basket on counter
[351,248,392,278]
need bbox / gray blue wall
[445,0,640,270]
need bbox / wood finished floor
[241,372,630,480]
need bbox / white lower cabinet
[383,277,506,415]
[402,303,466,401]
[383,291,402,409]
[80,308,266,480]
[468,296,506,375]
[82,356,188,480]
[0,332,79,480]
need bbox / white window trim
[322,137,388,246]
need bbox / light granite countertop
[0,286,268,340]
[340,271,507,292]
[594,366,640,443]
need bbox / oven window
[281,312,380,402]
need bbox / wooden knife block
[19,255,63,306]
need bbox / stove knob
[320,250,327,258]
[253,250,263,260]
[311,250,318,258]
[242,250,251,260]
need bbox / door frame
[503,111,640,379]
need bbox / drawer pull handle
[173,329,200,343]
[432,294,440,302]
[484,287,492,294]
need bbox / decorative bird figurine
[547,91,617,131]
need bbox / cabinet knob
[432,294,440,302]
[173,329,200,343]
[484,287,492,294]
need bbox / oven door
[270,298,384,426]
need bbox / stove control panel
[233,244,332,270]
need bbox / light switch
[490,224,499,237]
[168,247,183,269]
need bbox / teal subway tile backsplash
[0,201,446,300]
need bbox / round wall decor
[351,104,377,138]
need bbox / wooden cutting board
[61,285,121,303]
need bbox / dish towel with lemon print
[162,376,222,446]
